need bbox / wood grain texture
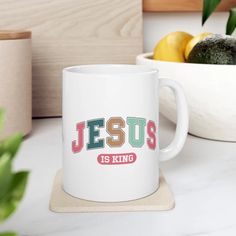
[0,39,32,138]
[0,31,31,40]
[0,0,143,117]
[143,0,236,12]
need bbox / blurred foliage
[0,110,29,236]
[202,0,236,35]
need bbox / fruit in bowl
[136,31,236,141]
[187,34,236,64]
[153,31,236,64]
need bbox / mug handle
[159,78,189,161]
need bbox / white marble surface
[1,116,236,236]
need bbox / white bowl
[136,53,236,141]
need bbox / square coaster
[50,170,175,213]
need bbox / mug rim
[63,64,158,76]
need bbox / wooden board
[143,0,236,12]
[0,0,143,117]
[50,170,175,212]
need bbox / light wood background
[0,0,143,117]
[143,0,236,12]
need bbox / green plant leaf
[226,7,236,35]
[0,154,13,199]
[0,134,23,159]
[0,171,29,222]
[0,232,18,236]
[202,0,221,25]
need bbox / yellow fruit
[185,32,213,60]
[153,31,193,62]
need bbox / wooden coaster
[50,170,175,213]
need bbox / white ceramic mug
[62,64,188,202]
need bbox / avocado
[187,34,236,65]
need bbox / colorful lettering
[87,119,104,150]
[147,120,156,150]
[127,117,146,148]
[106,117,125,147]
[71,117,157,154]
[72,122,85,153]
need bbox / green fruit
[187,34,236,65]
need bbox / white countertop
[1,116,236,236]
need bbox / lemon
[185,32,213,60]
[153,31,193,62]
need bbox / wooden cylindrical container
[0,31,32,138]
